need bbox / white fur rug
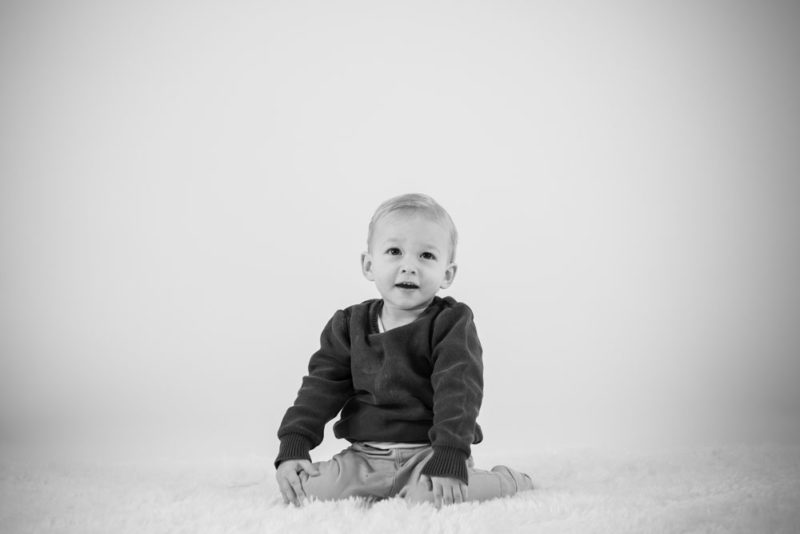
[2,444,798,534]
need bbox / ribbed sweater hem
[274,433,312,468]
[420,446,470,484]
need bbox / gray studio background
[1,1,798,461]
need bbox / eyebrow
[421,244,443,253]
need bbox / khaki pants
[303,442,533,504]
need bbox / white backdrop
[1,1,798,459]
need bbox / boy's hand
[426,475,468,508]
[276,459,319,506]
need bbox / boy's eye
[386,248,402,256]
[420,252,437,260]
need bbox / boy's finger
[432,481,443,509]
[443,486,454,506]
[289,476,307,503]
[453,485,464,504]
[278,478,297,506]
[281,470,305,506]
[278,481,290,505]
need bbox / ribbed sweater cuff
[420,446,470,484]
[274,434,312,468]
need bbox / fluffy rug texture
[2,444,798,534]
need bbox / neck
[380,299,433,330]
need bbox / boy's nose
[400,266,417,275]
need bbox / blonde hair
[367,193,458,262]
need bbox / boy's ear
[440,263,458,289]
[361,252,375,281]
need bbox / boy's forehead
[371,211,452,252]
[374,211,448,237]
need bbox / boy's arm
[422,303,484,485]
[275,309,354,467]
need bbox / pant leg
[397,449,533,504]
[302,445,396,502]
[466,463,534,501]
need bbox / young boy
[275,193,532,508]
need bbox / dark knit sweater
[275,296,484,483]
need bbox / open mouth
[395,282,420,290]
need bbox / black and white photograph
[1,1,799,532]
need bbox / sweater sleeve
[421,303,484,484]
[274,309,354,467]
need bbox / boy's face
[362,211,457,315]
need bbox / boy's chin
[383,295,436,310]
